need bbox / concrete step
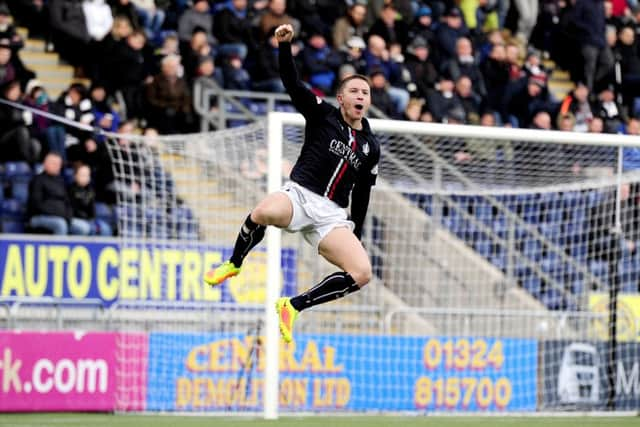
[20,50,60,65]
[24,38,46,52]
[27,63,73,78]
[550,69,570,81]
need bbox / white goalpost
[104,111,640,417]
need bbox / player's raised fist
[275,24,294,43]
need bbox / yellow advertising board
[589,293,640,342]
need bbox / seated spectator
[50,82,94,153]
[0,39,35,89]
[332,1,368,49]
[505,42,523,81]
[556,112,577,131]
[615,26,640,114]
[522,48,549,79]
[251,28,297,93]
[592,84,625,133]
[426,75,465,122]
[530,110,552,130]
[111,0,141,31]
[177,0,214,51]
[440,36,487,98]
[257,0,300,43]
[404,36,439,99]
[83,0,113,44]
[623,117,640,170]
[90,83,121,135]
[301,31,341,94]
[368,1,409,47]
[182,28,215,82]
[434,7,470,64]
[68,163,113,235]
[145,54,194,134]
[500,74,553,128]
[221,55,251,90]
[195,55,224,88]
[0,80,41,164]
[558,82,593,132]
[213,0,252,61]
[67,136,115,204]
[369,68,396,117]
[131,0,166,44]
[27,152,85,235]
[454,75,482,124]
[22,79,66,157]
[338,36,368,76]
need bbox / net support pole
[264,112,284,420]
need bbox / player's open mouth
[354,104,364,111]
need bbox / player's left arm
[351,147,380,240]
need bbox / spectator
[258,0,300,43]
[338,36,368,76]
[522,48,549,79]
[51,82,94,150]
[68,163,113,235]
[592,84,625,133]
[90,83,121,135]
[182,28,214,81]
[177,0,213,50]
[505,42,523,81]
[501,74,553,128]
[221,55,249,90]
[301,31,341,94]
[111,0,140,30]
[93,15,133,84]
[285,0,333,41]
[530,110,552,129]
[481,42,510,112]
[587,115,605,133]
[195,54,224,87]
[368,1,410,47]
[0,39,35,89]
[49,0,90,70]
[558,82,593,132]
[333,2,368,49]
[404,36,439,99]
[0,80,41,164]
[426,75,465,122]
[402,98,425,122]
[104,29,150,119]
[615,26,640,114]
[623,117,640,170]
[454,75,482,124]
[145,54,194,134]
[22,79,66,157]
[408,5,436,54]
[369,68,396,117]
[131,0,166,43]
[556,112,577,131]
[435,7,470,64]
[83,0,114,43]
[213,0,252,60]
[571,0,615,91]
[251,28,296,93]
[513,0,539,43]
[27,152,76,235]
[0,3,24,51]
[440,36,487,98]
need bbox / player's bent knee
[349,264,372,287]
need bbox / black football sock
[229,214,266,267]
[289,272,360,312]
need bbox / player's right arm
[276,24,332,120]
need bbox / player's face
[338,78,371,122]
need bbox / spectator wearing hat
[214,0,253,61]
[558,82,594,132]
[408,5,436,58]
[22,79,65,157]
[0,80,41,164]
[339,36,368,75]
[301,32,342,94]
[333,2,368,49]
[440,36,487,98]
[404,36,439,99]
[500,73,553,128]
[522,48,549,79]
[368,2,410,47]
[435,7,470,64]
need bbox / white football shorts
[279,181,354,250]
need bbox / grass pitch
[1,414,639,427]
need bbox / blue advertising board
[146,333,538,412]
[0,236,296,305]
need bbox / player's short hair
[337,74,371,94]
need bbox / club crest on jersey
[362,142,370,155]
[316,96,322,104]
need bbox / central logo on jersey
[362,142,369,155]
[329,139,361,170]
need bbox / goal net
[106,112,640,416]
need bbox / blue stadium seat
[522,276,542,297]
[4,161,32,204]
[62,167,75,185]
[522,238,542,262]
[1,198,25,220]
[248,101,268,115]
[2,220,24,233]
[541,288,564,310]
[474,238,492,258]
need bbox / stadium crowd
[2,0,640,237]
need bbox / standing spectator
[258,0,300,43]
[213,0,252,60]
[408,5,436,53]
[0,3,24,51]
[481,42,510,112]
[368,1,410,47]
[49,0,90,71]
[27,152,76,235]
[301,31,341,94]
[0,39,35,89]
[571,0,615,91]
[146,54,194,134]
[332,1,368,49]
[0,80,41,164]
[131,0,166,44]
[68,163,113,235]
[615,26,640,114]
[111,0,140,30]
[513,0,539,43]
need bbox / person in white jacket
[82,0,113,42]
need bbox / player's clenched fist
[275,24,294,43]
